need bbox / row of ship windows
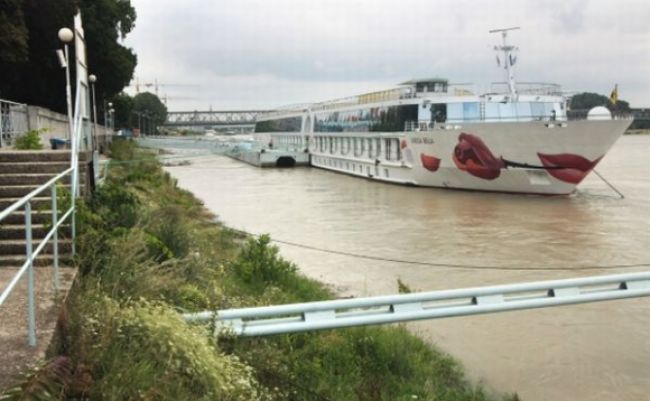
[256,101,564,134]
[312,136,402,161]
[275,135,304,146]
[312,156,391,178]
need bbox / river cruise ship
[254,29,631,195]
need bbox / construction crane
[126,78,197,97]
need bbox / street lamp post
[88,74,98,151]
[57,27,74,143]
[109,107,115,131]
[107,102,113,131]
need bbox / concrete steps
[1,211,54,225]
[0,185,72,198]
[0,162,72,174]
[0,150,72,163]
[0,149,87,389]
[0,239,72,256]
[0,197,53,210]
[0,174,60,186]
[0,254,72,268]
[0,224,51,240]
[0,150,88,264]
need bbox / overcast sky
[123,0,650,110]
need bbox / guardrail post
[25,201,36,347]
[69,167,76,257]
[0,105,4,148]
[51,185,59,290]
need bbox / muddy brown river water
[165,135,650,400]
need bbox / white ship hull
[286,119,630,195]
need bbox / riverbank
[1,140,514,400]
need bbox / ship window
[395,139,401,160]
[516,102,532,120]
[498,103,517,122]
[531,102,546,119]
[544,103,555,119]
[463,102,480,121]
[447,102,480,123]
[385,168,389,178]
[315,105,417,132]
[255,116,302,133]
[385,139,392,160]
[432,104,447,123]
[485,103,500,121]
[447,103,463,123]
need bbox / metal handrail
[0,166,75,347]
[0,167,74,221]
[184,271,650,336]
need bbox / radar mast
[489,27,520,97]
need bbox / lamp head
[89,74,97,83]
[58,28,74,43]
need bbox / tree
[112,92,134,129]
[132,92,167,134]
[0,0,137,118]
[79,0,137,123]
[570,92,631,113]
[0,0,78,111]
[0,0,29,63]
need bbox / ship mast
[489,27,520,97]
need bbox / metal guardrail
[184,272,650,337]
[0,167,75,346]
[0,99,28,148]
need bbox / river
[164,134,650,401]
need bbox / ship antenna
[489,26,520,97]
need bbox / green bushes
[14,128,46,150]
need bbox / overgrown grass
[2,140,517,400]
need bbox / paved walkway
[0,265,76,390]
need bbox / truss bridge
[164,110,271,132]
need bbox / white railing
[0,167,75,346]
[490,82,563,96]
[184,271,650,337]
[0,99,28,148]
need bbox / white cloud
[125,0,650,109]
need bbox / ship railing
[490,82,563,96]
[0,98,29,148]
[404,113,570,131]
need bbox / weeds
[14,128,47,150]
[2,140,511,401]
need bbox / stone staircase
[0,151,86,267]
[0,150,90,388]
